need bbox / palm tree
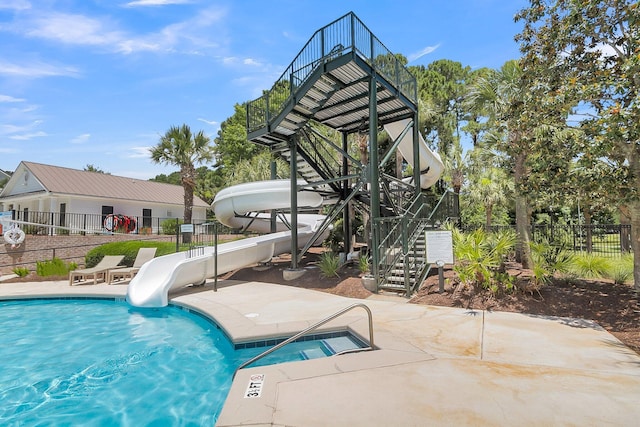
[466,60,533,268]
[150,124,214,228]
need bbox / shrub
[12,266,30,277]
[36,258,76,277]
[604,253,633,284]
[569,253,612,279]
[529,238,575,285]
[161,218,183,235]
[452,227,516,294]
[318,251,341,278]
[358,253,371,274]
[84,241,174,268]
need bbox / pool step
[300,336,363,360]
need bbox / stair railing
[234,303,374,378]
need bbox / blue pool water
[0,298,363,426]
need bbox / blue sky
[0,0,528,180]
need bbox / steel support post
[369,77,380,286]
[342,132,351,255]
[271,155,277,233]
[289,137,299,269]
[413,112,421,198]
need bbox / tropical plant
[515,0,640,293]
[36,258,77,277]
[569,253,612,279]
[150,124,214,231]
[452,227,516,293]
[358,253,371,275]
[318,251,341,278]
[465,60,534,268]
[12,266,30,277]
[529,238,575,285]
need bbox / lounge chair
[69,255,125,286]
[107,247,157,285]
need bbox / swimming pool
[0,298,364,425]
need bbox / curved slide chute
[384,118,444,189]
[127,119,443,308]
[126,180,327,308]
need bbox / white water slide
[126,180,326,307]
[126,119,443,308]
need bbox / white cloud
[24,13,124,47]
[407,44,441,63]
[5,7,226,56]
[0,0,30,11]
[243,58,262,66]
[197,118,218,126]
[129,146,153,158]
[8,131,47,140]
[0,60,80,78]
[71,133,91,144]
[125,0,193,6]
[0,95,25,103]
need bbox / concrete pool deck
[1,279,639,426]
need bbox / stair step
[300,347,328,360]
[322,336,362,354]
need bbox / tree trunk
[485,203,493,230]
[583,209,593,253]
[619,206,632,253]
[630,201,640,293]
[181,165,195,245]
[514,151,533,268]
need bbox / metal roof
[1,161,209,207]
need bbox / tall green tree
[213,103,264,171]
[466,60,534,268]
[149,124,214,225]
[516,0,640,291]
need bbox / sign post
[425,231,454,293]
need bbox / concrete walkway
[1,279,639,426]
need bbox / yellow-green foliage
[85,241,174,268]
[318,251,341,278]
[452,228,516,293]
[12,266,30,277]
[568,253,612,279]
[603,253,633,284]
[36,258,77,277]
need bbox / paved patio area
[1,278,639,426]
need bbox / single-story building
[0,161,210,234]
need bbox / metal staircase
[244,12,457,296]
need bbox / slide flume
[384,118,444,189]
[126,119,443,308]
[126,180,326,307]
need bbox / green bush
[358,253,370,274]
[604,253,633,284]
[161,218,183,235]
[12,266,30,277]
[529,238,575,285]
[84,241,174,268]
[452,227,516,294]
[568,253,612,279]
[36,258,76,277]
[318,251,341,279]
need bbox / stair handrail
[246,11,417,134]
[234,303,374,377]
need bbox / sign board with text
[425,230,454,264]
[180,223,194,233]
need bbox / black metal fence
[8,210,197,236]
[473,224,632,257]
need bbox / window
[59,203,66,227]
[142,208,152,228]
